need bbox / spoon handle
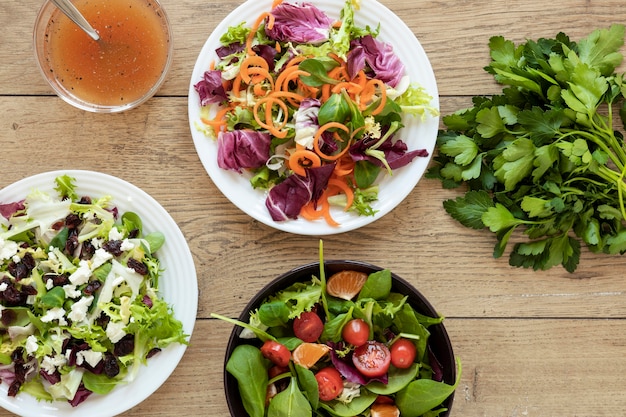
[50,0,100,41]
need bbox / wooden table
[2,0,626,415]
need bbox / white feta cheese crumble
[106,321,127,344]
[25,335,39,355]
[12,254,21,263]
[46,279,54,290]
[68,296,94,323]
[41,355,67,375]
[120,239,135,251]
[63,284,81,299]
[91,248,113,270]
[40,307,68,326]
[0,282,7,292]
[69,260,91,285]
[108,227,125,241]
[91,237,103,249]
[76,350,103,368]
[26,294,36,305]
[0,238,19,261]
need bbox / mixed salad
[213,244,459,417]
[0,175,188,406]
[194,0,437,226]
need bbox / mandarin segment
[370,403,400,417]
[326,270,368,300]
[292,342,331,368]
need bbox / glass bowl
[223,260,457,416]
[33,0,173,113]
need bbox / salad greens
[212,242,459,417]
[194,0,438,224]
[427,24,626,272]
[0,175,188,406]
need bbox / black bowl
[223,260,456,416]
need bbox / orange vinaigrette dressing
[45,0,170,106]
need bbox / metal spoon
[50,0,100,41]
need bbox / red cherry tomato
[341,318,370,347]
[268,365,289,379]
[352,341,391,378]
[293,311,324,342]
[390,338,417,369]
[315,367,343,401]
[260,340,291,367]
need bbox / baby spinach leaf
[294,364,319,409]
[226,345,269,417]
[259,300,291,327]
[321,308,353,342]
[267,376,312,417]
[366,363,419,395]
[319,389,377,416]
[358,269,391,301]
[396,377,459,417]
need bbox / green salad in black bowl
[213,257,460,417]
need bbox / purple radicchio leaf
[346,35,405,88]
[265,2,333,44]
[329,344,388,385]
[69,385,93,407]
[349,135,429,170]
[0,201,24,220]
[429,345,444,382]
[265,163,335,221]
[217,130,272,173]
[194,70,228,106]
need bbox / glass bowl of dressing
[33,0,173,113]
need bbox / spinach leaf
[319,93,351,126]
[319,389,377,416]
[259,300,291,327]
[299,58,340,87]
[320,307,353,342]
[267,376,312,417]
[354,160,381,188]
[226,345,269,417]
[366,363,420,395]
[392,304,431,362]
[48,227,69,250]
[358,269,391,300]
[294,364,319,409]
[396,377,459,417]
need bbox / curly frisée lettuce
[194,0,438,226]
[0,175,188,407]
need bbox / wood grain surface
[1,0,626,416]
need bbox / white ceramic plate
[0,170,197,417]
[188,0,439,235]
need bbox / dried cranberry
[102,240,123,256]
[128,228,139,239]
[80,241,96,259]
[146,348,161,359]
[114,334,135,357]
[77,196,92,205]
[0,309,16,326]
[65,213,82,228]
[44,273,70,287]
[83,280,102,296]
[127,258,148,275]
[103,354,120,378]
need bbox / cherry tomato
[293,311,324,342]
[390,338,417,369]
[352,341,391,378]
[315,367,343,401]
[268,365,289,379]
[341,318,370,347]
[260,340,291,367]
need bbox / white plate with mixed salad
[0,171,197,417]
[188,0,439,235]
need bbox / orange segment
[292,342,331,369]
[326,270,368,300]
[370,403,400,417]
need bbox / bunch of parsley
[427,25,626,272]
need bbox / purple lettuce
[265,163,335,221]
[194,70,228,106]
[265,2,333,44]
[217,130,272,173]
[349,135,429,170]
[347,35,405,88]
[0,201,24,220]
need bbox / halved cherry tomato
[341,318,370,347]
[352,341,391,378]
[260,340,290,367]
[390,338,417,369]
[315,367,343,401]
[293,311,324,342]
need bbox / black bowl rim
[223,260,456,416]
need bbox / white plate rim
[187,0,439,235]
[0,170,197,417]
